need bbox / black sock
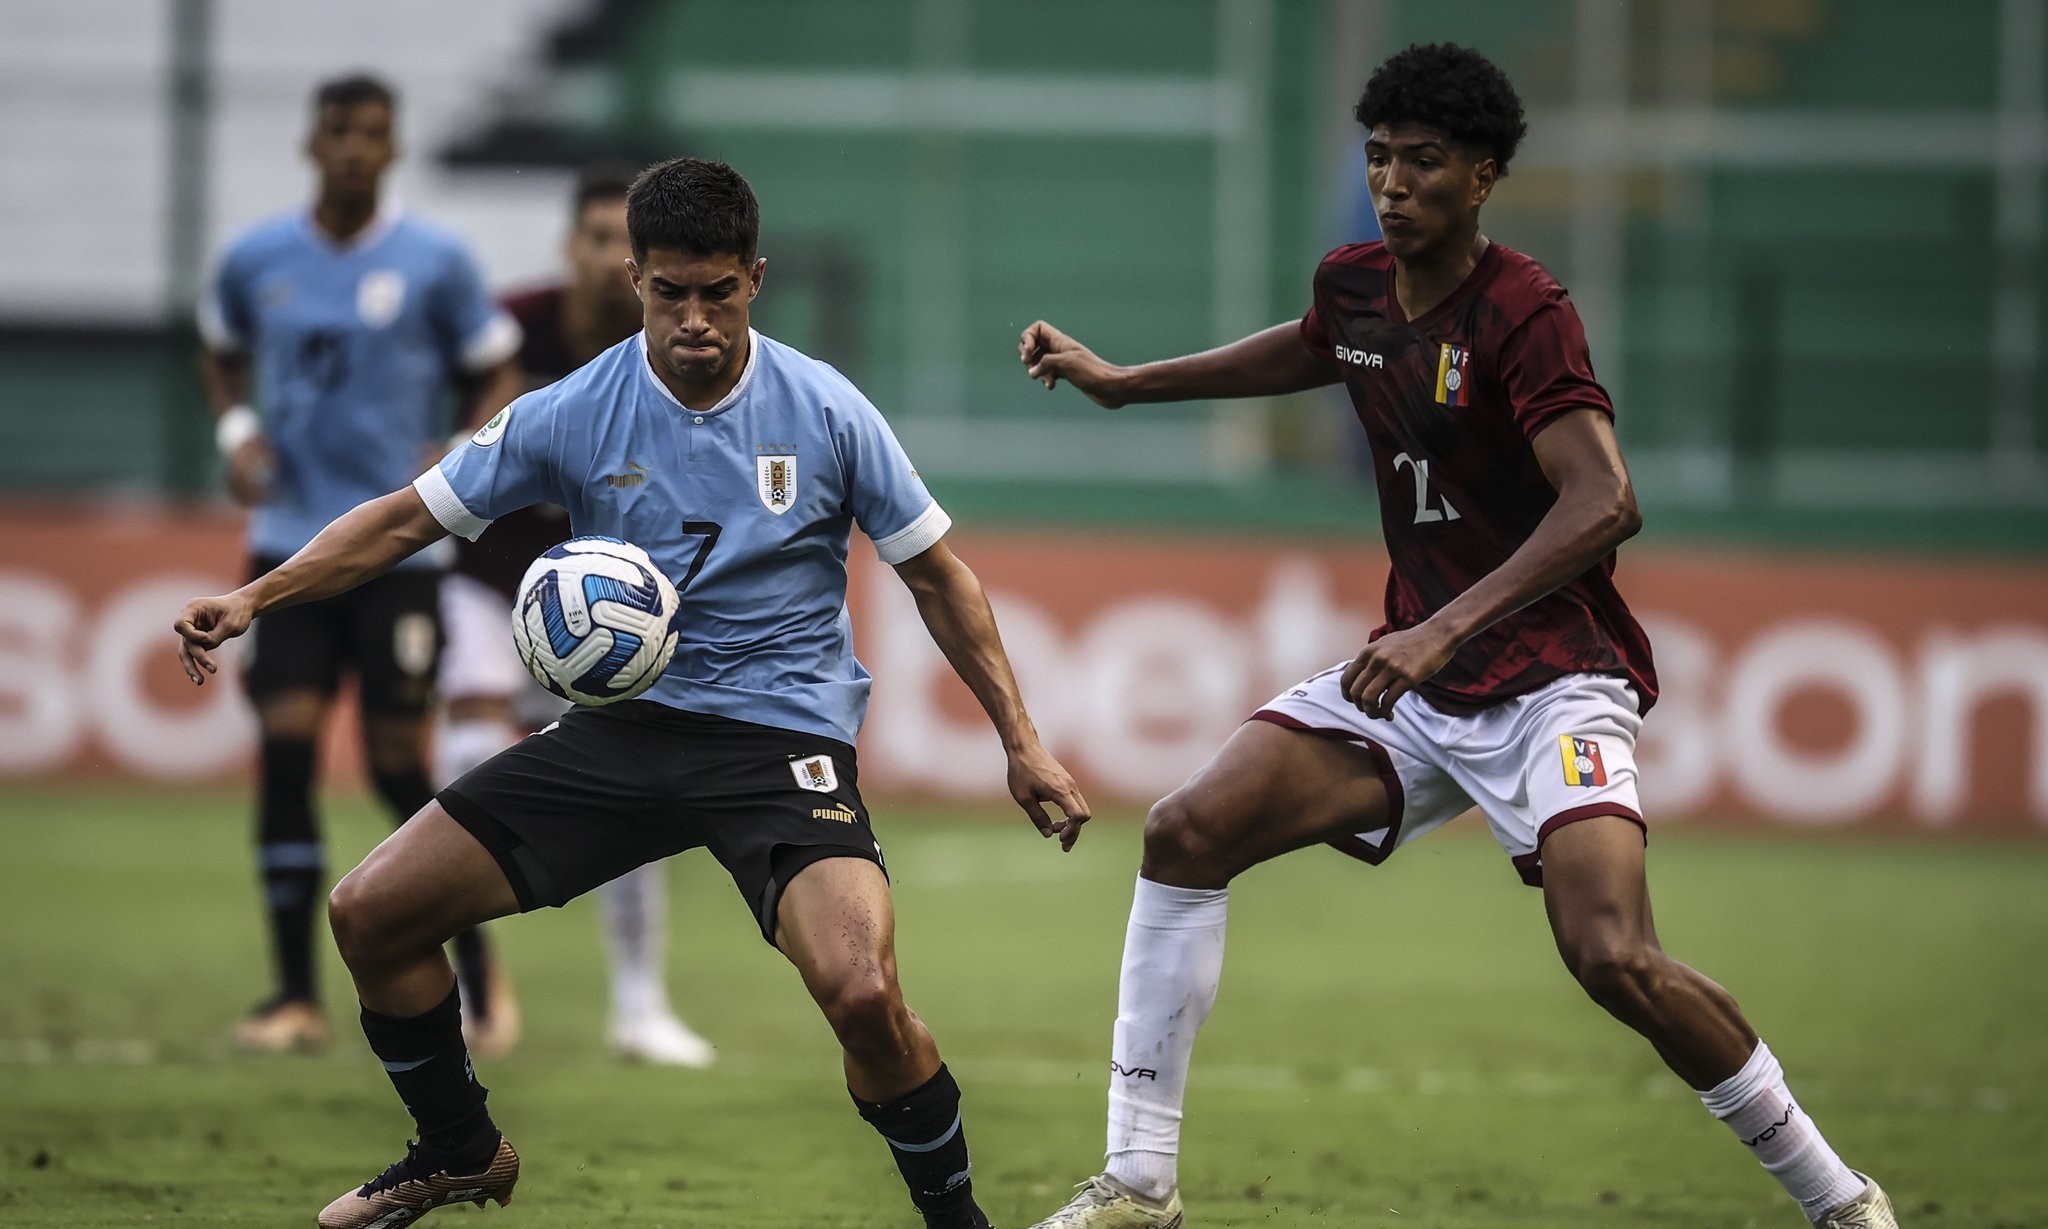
[256,738,321,1003]
[359,985,497,1167]
[853,1064,984,1226]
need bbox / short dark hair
[626,157,759,263]
[1354,43,1527,174]
[312,72,397,115]
[572,165,634,218]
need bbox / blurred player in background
[1019,43,1895,1229]
[197,73,523,1055]
[176,156,1090,1229]
[438,167,714,1066]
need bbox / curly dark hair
[1353,43,1528,174]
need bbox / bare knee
[820,971,916,1060]
[1139,792,1237,887]
[1564,933,1672,1017]
[326,872,378,970]
[328,869,432,974]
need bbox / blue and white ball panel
[513,537,681,706]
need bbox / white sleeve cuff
[197,296,243,352]
[871,502,952,565]
[412,467,491,541]
[461,311,522,372]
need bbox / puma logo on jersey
[1333,344,1384,368]
[605,461,647,488]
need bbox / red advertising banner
[3,506,2043,829]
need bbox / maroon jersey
[1300,240,1657,713]
[453,286,616,599]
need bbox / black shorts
[437,702,884,944]
[241,556,443,714]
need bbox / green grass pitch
[2,787,2045,1227]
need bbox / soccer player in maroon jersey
[436,169,715,1066]
[1017,43,1895,1229]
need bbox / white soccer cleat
[1027,1173,1184,1229]
[1814,1172,1898,1228]
[609,1011,716,1068]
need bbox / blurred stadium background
[2,2,2044,1226]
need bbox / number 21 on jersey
[1391,452,1460,524]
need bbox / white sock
[599,861,671,1023]
[1699,1040,1866,1220]
[433,718,519,789]
[1103,877,1228,1202]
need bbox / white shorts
[439,572,562,726]
[1252,667,1645,886]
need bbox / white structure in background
[0,0,585,323]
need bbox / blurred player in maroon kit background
[1017,42,1896,1229]
[437,167,713,1065]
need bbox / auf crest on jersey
[790,754,839,793]
[756,453,796,515]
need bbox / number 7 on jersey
[678,521,722,591]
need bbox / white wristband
[215,405,263,455]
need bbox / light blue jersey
[414,329,950,744]
[201,208,520,566]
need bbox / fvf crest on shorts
[1252,669,1645,886]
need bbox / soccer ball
[513,536,682,706]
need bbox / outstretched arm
[1020,319,1340,408]
[173,487,449,684]
[1340,408,1641,717]
[892,539,1093,849]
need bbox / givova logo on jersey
[1559,735,1608,787]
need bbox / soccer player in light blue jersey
[437,169,715,1069]
[196,73,526,1062]
[175,157,1091,1229]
